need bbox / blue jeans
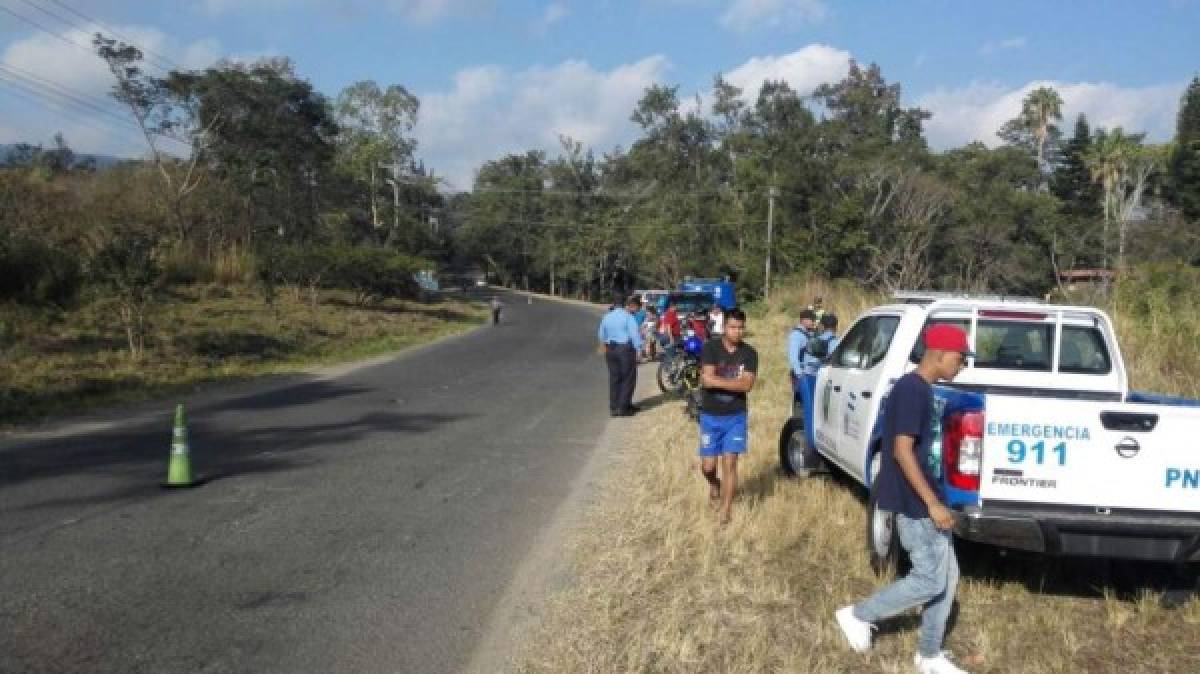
[853,515,960,658]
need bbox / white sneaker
[914,651,969,674]
[834,605,873,653]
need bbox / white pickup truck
[779,292,1200,576]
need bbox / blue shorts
[698,412,748,457]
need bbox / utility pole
[765,185,778,301]
[380,161,405,242]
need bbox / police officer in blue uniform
[598,294,644,416]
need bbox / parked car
[780,291,1200,578]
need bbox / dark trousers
[605,343,637,413]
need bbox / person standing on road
[597,295,644,417]
[835,324,973,674]
[697,308,757,525]
[490,296,503,325]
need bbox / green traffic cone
[164,403,195,488]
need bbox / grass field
[517,279,1200,673]
[0,284,486,428]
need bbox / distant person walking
[490,297,504,325]
[835,324,973,674]
[697,308,757,525]
[597,295,644,417]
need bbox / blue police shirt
[787,328,809,377]
[597,308,643,351]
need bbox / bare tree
[94,34,215,241]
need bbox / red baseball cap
[924,324,974,357]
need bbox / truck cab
[782,292,1200,575]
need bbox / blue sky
[2,0,1197,188]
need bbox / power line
[40,0,179,73]
[0,3,97,58]
[0,63,128,124]
[0,71,192,151]
[0,84,152,151]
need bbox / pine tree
[1170,76,1200,219]
[1052,114,1101,218]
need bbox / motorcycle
[656,330,705,418]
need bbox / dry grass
[517,278,1200,673]
[0,284,485,427]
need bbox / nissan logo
[1115,437,1140,459]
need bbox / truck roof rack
[892,291,1047,305]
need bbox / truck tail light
[943,410,984,491]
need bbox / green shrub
[326,246,424,305]
[0,230,83,306]
[213,245,257,285]
[161,241,213,284]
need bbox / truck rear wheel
[866,452,903,575]
[778,417,824,477]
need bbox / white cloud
[720,0,827,32]
[919,79,1183,150]
[532,2,569,34]
[0,24,225,156]
[722,44,851,100]
[416,56,670,189]
[979,36,1028,55]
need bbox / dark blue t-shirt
[874,372,936,519]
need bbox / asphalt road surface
[0,290,612,673]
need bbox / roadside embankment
[513,278,1200,673]
[0,284,486,429]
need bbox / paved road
[0,290,612,673]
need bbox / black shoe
[616,408,638,417]
[628,404,642,412]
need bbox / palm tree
[1025,87,1064,172]
[1085,128,1147,270]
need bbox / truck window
[1059,326,1112,374]
[832,318,873,369]
[974,321,1053,371]
[832,316,899,369]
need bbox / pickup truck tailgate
[979,395,1200,513]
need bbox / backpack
[806,333,836,360]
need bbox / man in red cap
[835,324,973,674]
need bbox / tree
[813,60,930,157]
[89,229,163,359]
[94,34,210,241]
[998,86,1063,178]
[1169,76,1200,219]
[163,58,339,242]
[1052,114,1101,218]
[1085,128,1164,270]
[335,80,420,231]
